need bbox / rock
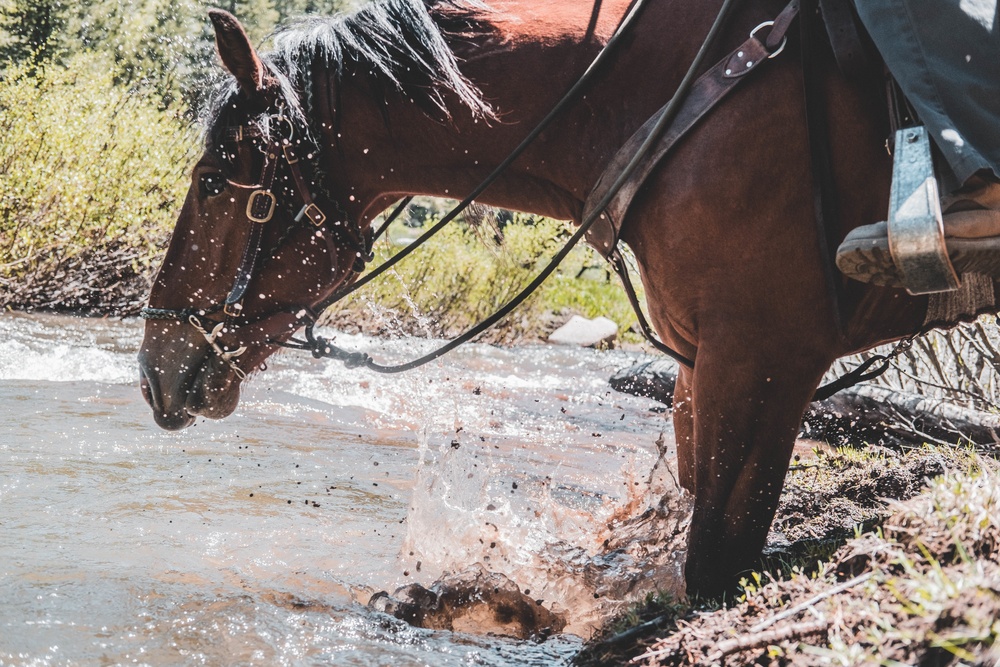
[609,359,678,402]
[368,564,565,639]
[548,315,618,347]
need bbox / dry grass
[584,451,1000,667]
[830,320,1000,417]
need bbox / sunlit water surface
[0,312,674,666]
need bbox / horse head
[139,10,368,430]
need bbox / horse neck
[314,0,668,226]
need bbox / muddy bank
[0,242,153,316]
[579,447,1000,666]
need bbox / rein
[143,0,663,372]
[143,0,898,402]
[278,0,747,372]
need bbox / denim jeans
[855,0,1000,187]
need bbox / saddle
[583,0,875,258]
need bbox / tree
[0,0,68,66]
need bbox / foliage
[325,208,641,343]
[0,0,66,66]
[1,0,363,106]
[0,53,197,312]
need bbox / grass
[581,446,1000,667]
[324,208,644,343]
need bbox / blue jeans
[855,0,1000,187]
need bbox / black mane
[205,0,495,148]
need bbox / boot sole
[836,236,1000,289]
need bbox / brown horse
[137,0,976,596]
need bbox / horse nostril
[138,361,164,415]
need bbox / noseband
[140,105,373,378]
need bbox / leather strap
[817,0,871,79]
[767,0,801,51]
[284,144,327,227]
[225,137,283,315]
[221,129,373,316]
[583,3,798,257]
[284,144,372,272]
[800,0,846,338]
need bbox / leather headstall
[216,119,373,320]
[140,108,373,342]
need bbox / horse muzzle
[139,362,196,430]
[138,323,244,430]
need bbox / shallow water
[0,312,676,665]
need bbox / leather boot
[836,179,1000,289]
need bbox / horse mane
[204,0,495,153]
[268,0,495,121]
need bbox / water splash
[399,431,691,637]
[1,312,674,663]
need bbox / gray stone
[609,360,678,404]
[547,315,618,347]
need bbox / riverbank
[579,444,1000,666]
[1,217,640,345]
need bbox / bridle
[140,0,669,379]
[140,102,377,378]
[140,0,782,378]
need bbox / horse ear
[208,9,265,93]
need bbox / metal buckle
[271,114,295,142]
[297,203,327,227]
[246,189,276,223]
[223,301,243,317]
[282,144,299,164]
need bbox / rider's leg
[837,0,1000,289]
[856,0,1000,186]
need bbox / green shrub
[0,52,197,312]
[327,210,642,343]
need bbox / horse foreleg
[682,343,830,598]
[672,366,696,494]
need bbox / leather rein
[142,0,899,401]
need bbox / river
[0,312,681,666]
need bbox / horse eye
[199,173,227,198]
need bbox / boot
[836,178,1000,289]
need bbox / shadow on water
[0,312,684,665]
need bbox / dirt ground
[578,443,1000,667]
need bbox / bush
[325,209,641,343]
[0,52,197,313]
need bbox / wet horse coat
[138,0,984,595]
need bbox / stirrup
[886,126,960,294]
